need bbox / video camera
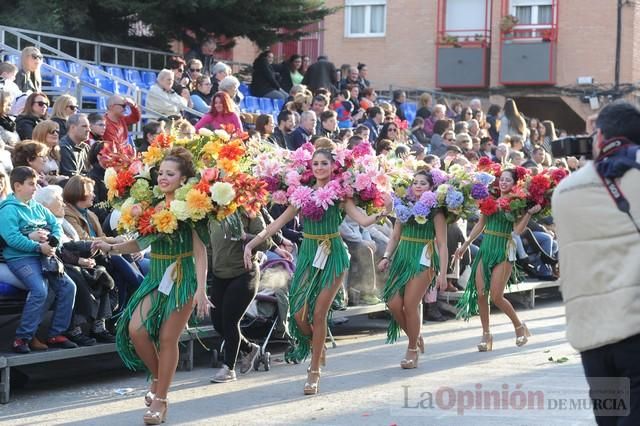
[551,135,593,159]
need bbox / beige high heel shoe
[515,322,531,347]
[144,378,158,407]
[304,369,321,395]
[143,396,168,425]
[400,348,419,369]
[477,332,493,352]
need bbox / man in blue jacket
[0,167,77,353]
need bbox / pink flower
[301,201,324,221]
[352,142,374,158]
[128,160,143,175]
[374,173,391,192]
[130,204,143,217]
[314,185,339,210]
[291,146,313,166]
[201,167,218,182]
[271,190,288,204]
[354,173,372,192]
[289,186,313,208]
[285,170,301,187]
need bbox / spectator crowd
[0,43,572,352]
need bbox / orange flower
[218,139,245,162]
[185,189,213,220]
[115,170,135,195]
[218,158,240,175]
[217,202,238,221]
[152,133,174,148]
[138,208,157,235]
[142,146,164,166]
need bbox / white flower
[169,200,190,221]
[198,127,214,136]
[214,129,231,141]
[210,182,236,206]
[139,164,152,179]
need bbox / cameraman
[552,101,640,424]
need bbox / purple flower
[471,183,489,200]
[301,201,325,221]
[430,169,449,187]
[395,204,412,223]
[262,176,279,192]
[412,201,432,218]
[419,191,438,208]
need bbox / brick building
[231,0,640,133]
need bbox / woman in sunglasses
[32,120,66,185]
[16,92,49,140]
[15,46,43,93]
[50,95,78,138]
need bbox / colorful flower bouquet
[252,142,391,221]
[104,126,268,239]
[391,166,492,224]
[524,168,569,218]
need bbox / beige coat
[552,163,640,352]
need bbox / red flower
[218,140,245,162]
[138,208,156,236]
[115,170,135,195]
[515,166,529,181]
[478,157,493,171]
[528,174,551,205]
[194,177,212,194]
[152,133,174,148]
[550,168,569,184]
[479,197,498,216]
[497,197,512,211]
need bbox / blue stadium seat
[403,102,417,124]
[259,97,275,114]
[105,66,125,81]
[244,96,260,113]
[141,71,157,87]
[124,69,146,88]
[47,58,70,73]
[273,98,284,112]
[97,97,108,111]
[3,55,20,65]
[238,83,250,97]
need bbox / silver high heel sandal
[145,378,158,407]
[304,368,321,395]
[477,332,493,352]
[400,348,419,369]
[515,322,531,347]
[143,396,168,425]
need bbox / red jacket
[103,104,141,144]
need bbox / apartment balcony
[499,27,557,85]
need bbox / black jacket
[59,135,89,176]
[275,62,294,93]
[302,59,338,94]
[87,165,110,224]
[250,56,282,97]
[15,114,42,140]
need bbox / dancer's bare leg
[147,298,194,413]
[309,273,346,372]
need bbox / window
[511,1,553,26]
[345,0,387,38]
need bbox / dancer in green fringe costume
[454,168,541,352]
[93,148,211,425]
[243,149,391,395]
[377,170,448,369]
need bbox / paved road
[0,297,597,425]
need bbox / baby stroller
[211,256,297,371]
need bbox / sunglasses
[388,128,398,132]
[446,138,455,142]
[33,101,49,107]
[190,68,202,72]
[31,54,43,60]
[114,103,127,108]
[48,129,60,135]
[67,105,78,111]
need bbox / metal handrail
[0,24,173,70]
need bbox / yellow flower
[217,202,238,221]
[152,210,178,234]
[185,189,213,220]
[142,146,164,166]
[217,158,240,174]
[117,205,137,232]
[105,168,118,201]
[203,141,222,157]
[210,182,235,206]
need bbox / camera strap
[595,138,640,235]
